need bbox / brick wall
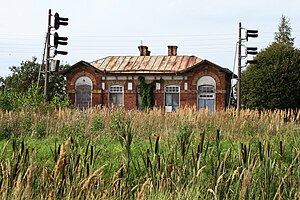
[65,62,232,111]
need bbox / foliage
[0,83,70,111]
[242,16,300,117]
[0,57,71,111]
[1,57,69,101]
[242,43,300,112]
[138,76,163,110]
[274,15,294,45]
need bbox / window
[198,85,215,112]
[75,76,92,109]
[197,76,216,112]
[109,85,124,107]
[165,85,180,112]
[128,82,133,90]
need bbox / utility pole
[44,9,51,99]
[237,22,242,113]
[236,22,258,113]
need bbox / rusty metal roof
[89,56,203,73]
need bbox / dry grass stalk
[207,188,217,200]
[137,178,150,200]
[196,165,206,177]
[14,173,23,200]
[25,159,36,199]
[54,138,71,176]
[158,172,165,190]
[80,166,105,191]
[42,167,47,188]
[111,164,124,184]
[215,172,225,196]
[239,164,254,200]
[48,190,54,200]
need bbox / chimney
[168,45,178,56]
[138,45,151,56]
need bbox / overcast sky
[1,0,300,77]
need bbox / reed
[0,107,299,199]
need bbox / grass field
[0,107,299,199]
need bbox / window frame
[108,85,124,107]
[164,85,180,112]
[197,76,216,112]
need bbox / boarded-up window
[75,76,92,109]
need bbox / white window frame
[109,85,124,107]
[197,76,216,112]
[164,85,180,112]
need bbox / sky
[1,0,300,77]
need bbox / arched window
[165,85,180,112]
[109,85,124,107]
[75,76,92,109]
[197,76,216,112]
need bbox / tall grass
[0,107,299,199]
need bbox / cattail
[280,140,283,157]
[243,145,247,164]
[146,149,150,168]
[154,135,160,155]
[54,138,71,176]
[137,178,150,200]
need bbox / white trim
[108,85,124,107]
[197,76,216,88]
[184,82,188,91]
[197,76,216,112]
[156,82,161,90]
[164,85,180,112]
[128,82,133,90]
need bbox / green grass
[0,107,299,199]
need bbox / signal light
[54,50,68,56]
[246,47,258,55]
[53,32,68,49]
[246,30,258,41]
[54,13,69,30]
[246,60,258,64]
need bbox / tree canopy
[1,57,68,99]
[0,57,70,111]
[274,15,294,45]
[241,15,300,114]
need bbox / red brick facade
[63,60,234,111]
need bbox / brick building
[62,45,236,111]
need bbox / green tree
[241,16,300,119]
[3,57,68,99]
[274,15,294,45]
